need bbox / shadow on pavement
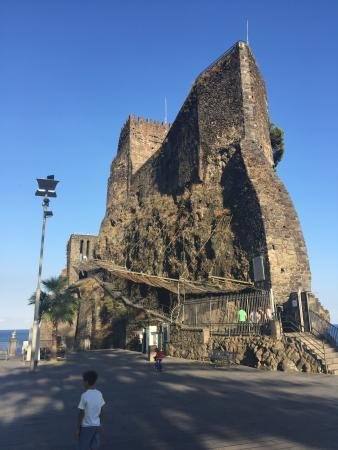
[1,349,338,449]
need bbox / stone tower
[91,42,311,305]
[105,115,169,212]
[67,234,97,285]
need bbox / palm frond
[28,275,77,325]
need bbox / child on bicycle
[154,347,165,371]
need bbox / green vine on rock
[269,122,285,168]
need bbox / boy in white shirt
[77,370,105,450]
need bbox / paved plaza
[1,349,338,449]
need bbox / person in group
[238,308,247,323]
[249,310,261,323]
[77,370,105,450]
[258,308,266,322]
[265,307,273,320]
[154,347,165,371]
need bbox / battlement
[129,114,171,128]
[117,115,169,156]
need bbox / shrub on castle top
[269,122,285,168]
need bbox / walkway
[1,350,338,449]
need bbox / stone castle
[63,41,330,371]
[70,41,310,300]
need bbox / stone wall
[166,325,326,374]
[238,44,311,300]
[105,115,168,212]
[72,278,119,350]
[72,278,165,351]
[105,120,130,212]
[129,116,169,175]
[67,234,97,285]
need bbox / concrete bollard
[270,320,282,339]
[8,330,17,358]
[202,328,210,344]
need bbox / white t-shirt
[78,389,105,427]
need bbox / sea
[0,329,29,352]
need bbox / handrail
[282,319,327,369]
[309,309,338,348]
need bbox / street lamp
[30,175,59,371]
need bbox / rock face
[94,41,311,304]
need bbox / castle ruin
[65,42,331,372]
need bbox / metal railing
[0,341,9,360]
[183,290,272,333]
[0,341,8,351]
[282,317,327,371]
[309,310,338,348]
[0,340,25,359]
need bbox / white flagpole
[246,19,249,45]
[164,97,168,125]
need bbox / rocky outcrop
[166,326,326,374]
[94,42,311,305]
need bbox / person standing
[77,370,105,450]
[238,308,247,322]
[154,347,165,371]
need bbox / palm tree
[29,275,78,358]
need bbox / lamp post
[30,175,59,371]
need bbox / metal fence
[309,309,338,348]
[0,340,25,359]
[183,290,273,334]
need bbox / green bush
[269,123,285,167]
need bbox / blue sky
[0,0,337,329]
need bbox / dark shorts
[78,426,101,450]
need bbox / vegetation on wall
[269,122,285,167]
[99,295,128,325]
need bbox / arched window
[79,240,84,261]
[86,240,90,259]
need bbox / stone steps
[285,331,338,374]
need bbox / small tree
[269,122,285,168]
[29,276,78,358]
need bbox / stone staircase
[285,331,338,374]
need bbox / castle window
[80,240,84,261]
[86,240,90,259]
